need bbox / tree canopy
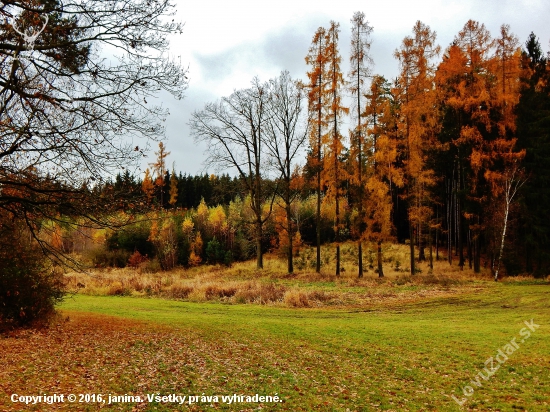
[0,0,188,252]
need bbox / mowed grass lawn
[1,281,549,411]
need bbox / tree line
[183,15,550,278]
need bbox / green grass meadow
[43,282,550,411]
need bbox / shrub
[106,224,153,256]
[143,258,162,274]
[205,238,223,264]
[88,247,130,268]
[127,250,149,268]
[224,250,233,267]
[0,229,64,328]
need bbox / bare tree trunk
[358,241,363,277]
[429,228,433,273]
[467,229,472,269]
[256,218,263,269]
[316,178,321,272]
[474,234,481,273]
[435,206,440,261]
[316,106,322,274]
[335,190,341,276]
[458,162,464,270]
[447,178,452,265]
[286,203,294,274]
[494,170,524,281]
[418,222,426,261]
[377,240,384,277]
[410,222,415,275]
[494,205,509,281]
[255,161,264,269]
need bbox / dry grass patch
[64,242,518,309]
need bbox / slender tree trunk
[256,218,263,269]
[358,242,363,277]
[457,164,464,270]
[255,167,263,269]
[316,169,321,273]
[356,63,364,278]
[286,203,293,274]
[333,60,341,277]
[377,240,384,277]
[474,230,481,273]
[409,222,415,275]
[435,206,440,261]
[336,244,341,276]
[468,229,472,269]
[335,182,341,276]
[447,178,452,265]
[429,228,433,273]
[316,95,322,273]
[494,180,516,281]
[458,213,464,270]
[418,222,426,261]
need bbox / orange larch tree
[487,24,525,279]
[168,167,179,207]
[436,20,524,274]
[304,26,328,273]
[149,142,171,208]
[394,21,440,275]
[142,168,155,204]
[363,75,404,277]
[323,21,349,276]
[348,11,373,277]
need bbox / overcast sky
[141,0,550,177]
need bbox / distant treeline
[108,170,244,210]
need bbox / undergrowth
[61,243,548,309]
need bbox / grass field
[1,265,549,411]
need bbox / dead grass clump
[144,280,164,296]
[164,285,194,299]
[106,281,132,296]
[284,289,310,307]
[204,285,238,299]
[307,290,336,304]
[394,275,412,286]
[127,275,145,292]
[234,283,286,304]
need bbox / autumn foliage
[4,13,549,333]
[85,18,548,280]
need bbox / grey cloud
[193,16,332,84]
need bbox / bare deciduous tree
[264,71,308,274]
[190,78,272,269]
